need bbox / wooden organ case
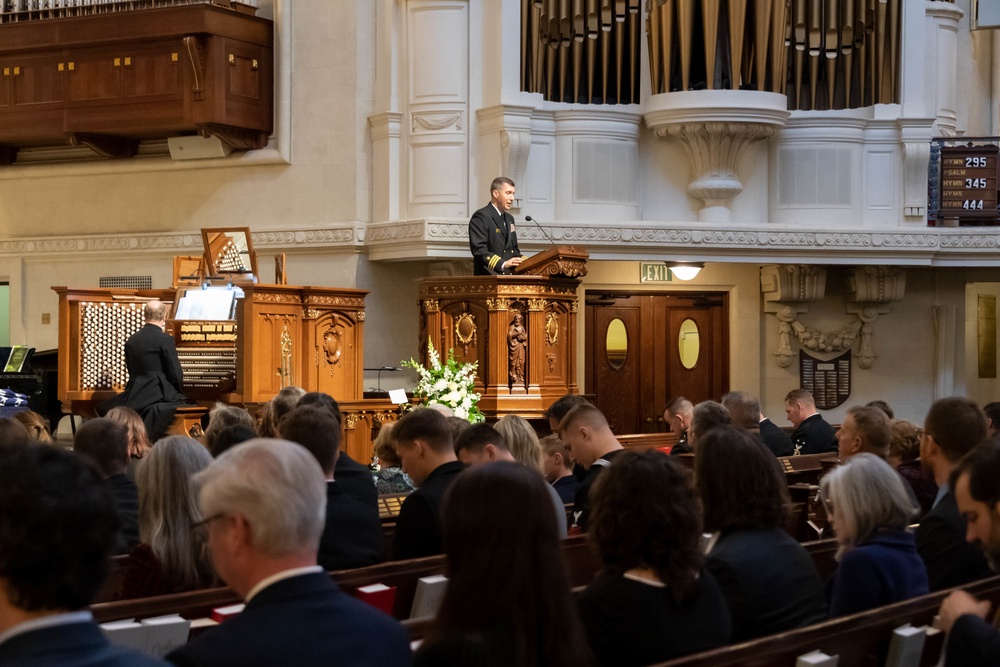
[0,1,273,162]
[53,228,394,463]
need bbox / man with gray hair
[98,299,189,441]
[165,439,411,667]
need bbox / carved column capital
[527,298,546,311]
[421,298,440,313]
[486,297,511,311]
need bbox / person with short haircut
[785,389,838,455]
[372,422,413,495]
[106,406,152,480]
[118,436,215,600]
[279,405,383,571]
[295,392,378,511]
[544,394,591,434]
[391,408,466,560]
[455,424,567,537]
[866,399,895,420]
[937,439,1000,666]
[578,450,731,665]
[12,410,52,444]
[207,424,257,458]
[544,394,590,480]
[836,405,891,461]
[687,400,731,452]
[258,385,306,438]
[696,426,827,640]
[540,434,578,504]
[165,439,411,667]
[446,415,472,443]
[203,403,256,454]
[74,418,139,555]
[469,176,524,275]
[889,419,937,516]
[917,396,993,590]
[721,390,794,456]
[0,446,169,667]
[982,401,1000,437]
[97,299,189,442]
[821,453,927,617]
[415,462,592,667]
[559,404,624,531]
[664,397,694,455]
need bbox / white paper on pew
[795,650,839,667]
[141,614,191,658]
[410,574,448,620]
[884,623,927,667]
[100,619,149,653]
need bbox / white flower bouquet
[402,341,485,423]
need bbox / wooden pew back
[652,574,1000,667]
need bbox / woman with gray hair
[820,453,928,617]
[117,435,215,599]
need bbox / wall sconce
[665,261,704,281]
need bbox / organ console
[54,228,396,462]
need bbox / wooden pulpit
[417,246,589,418]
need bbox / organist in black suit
[98,299,189,442]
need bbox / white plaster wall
[964,276,1000,406]
[760,268,970,427]
[0,1,375,238]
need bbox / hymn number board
[939,145,999,219]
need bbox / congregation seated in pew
[577,449,731,666]
[414,461,591,667]
[695,425,827,641]
[0,445,168,667]
[279,404,384,571]
[821,453,928,617]
[118,435,216,601]
[164,438,411,667]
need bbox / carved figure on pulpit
[508,312,527,385]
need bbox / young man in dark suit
[0,445,168,667]
[468,176,525,275]
[937,439,1000,666]
[165,439,411,667]
[917,397,993,591]
[278,405,384,571]
[785,388,838,455]
[390,408,466,560]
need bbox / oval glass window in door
[606,318,628,369]
[678,318,700,370]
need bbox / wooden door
[586,292,728,435]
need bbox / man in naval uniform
[469,176,525,275]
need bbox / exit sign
[640,262,673,282]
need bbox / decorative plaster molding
[0,225,359,258]
[411,112,463,133]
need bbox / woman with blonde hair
[117,435,215,599]
[106,406,152,479]
[495,414,543,472]
[820,453,928,617]
[11,410,52,443]
[372,421,413,495]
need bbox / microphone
[524,215,558,249]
